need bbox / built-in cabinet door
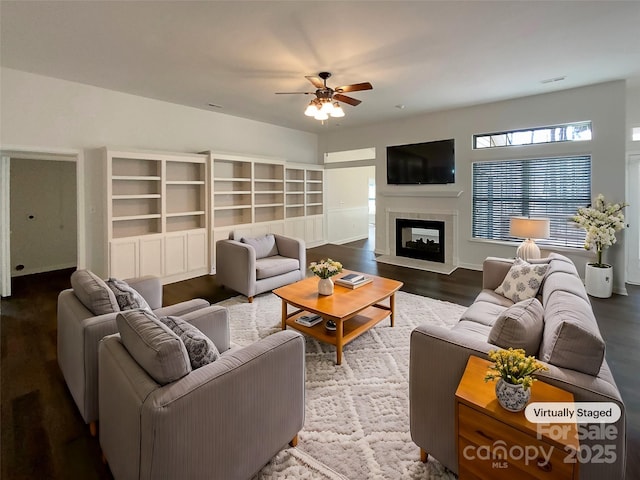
[139,236,163,277]
[187,230,207,271]
[305,215,325,245]
[165,233,188,276]
[110,239,138,279]
[285,218,306,241]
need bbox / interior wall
[0,68,318,163]
[9,158,77,276]
[319,80,628,293]
[0,67,320,274]
[325,166,374,244]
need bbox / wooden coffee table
[273,270,403,365]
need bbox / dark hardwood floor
[2,241,639,479]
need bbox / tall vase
[585,263,613,298]
[318,277,334,295]
[495,378,531,412]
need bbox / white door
[627,154,640,284]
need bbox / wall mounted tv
[386,138,455,185]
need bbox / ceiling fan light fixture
[314,110,329,121]
[304,101,319,116]
[320,99,334,114]
[330,102,345,118]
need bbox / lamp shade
[509,217,550,239]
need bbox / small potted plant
[484,348,548,412]
[572,194,627,298]
[309,258,343,295]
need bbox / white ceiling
[2,1,639,134]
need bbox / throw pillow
[241,234,279,259]
[106,278,152,312]
[488,298,545,355]
[70,269,119,315]
[116,309,191,385]
[159,316,220,368]
[495,258,548,303]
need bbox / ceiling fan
[276,72,373,120]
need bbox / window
[473,122,592,149]
[632,126,640,142]
[472,155,591,248]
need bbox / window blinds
[472,155,591,248]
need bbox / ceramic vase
[585,264,613,298]
[318,277,334,295]
[495,378,531,412]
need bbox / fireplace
[396,219,445,263]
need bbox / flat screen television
[386,138,455,185]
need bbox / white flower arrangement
[572,194,627,267]
[309,258,343,279]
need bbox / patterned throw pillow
[106,278,152,312]
[159,316,220,368]
[495,258,548,303]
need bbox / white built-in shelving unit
[206,152,325,273]
[90,148,325,281]
[101,148,209,283]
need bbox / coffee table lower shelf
[284,305,391,364]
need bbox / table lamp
[509,217,550,260]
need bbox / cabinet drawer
[458,403,575,479]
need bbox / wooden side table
[455,356,579,479]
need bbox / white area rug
[220,290,466,480]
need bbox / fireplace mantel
[379,190,463,198]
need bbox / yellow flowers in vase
[484,348,548,390]
[484,348,548,412]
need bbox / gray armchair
[98,308,305,480]
[57,270,210,434]
[216,233,306,302]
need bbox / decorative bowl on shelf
[325,320,337,334]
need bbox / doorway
[325,165,376,248]
[0,149,83,297]
[627,154,640,284]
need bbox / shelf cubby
[112,197,160,217]
[112,217,161,239]
[166,160,205,182]
[214,207,252,228]
[166,215,206,232]
[112,157,160,177]
[166,184,205,215]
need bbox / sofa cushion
[488,298,544,356]
[255,256,300,280]
[159,316,220,368]
[106,278,151,312]
[70,269,119,315]
[539,291,605,376]
[241,234,279,259]
[495,258,548,303]
[452,320,493,338]
[116,309,191,385]
[459,299,510,327]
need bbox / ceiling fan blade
[334,93,361,106]
[335,82,373,93]
[274,91,314,95]
[305,76,325,89]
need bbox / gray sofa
[410,253,626,480]
[98,309,305,480]
[216,233,306,302]
[57,270,211,433]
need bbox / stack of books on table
[335,273,373,289]
[295,313,323,327]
